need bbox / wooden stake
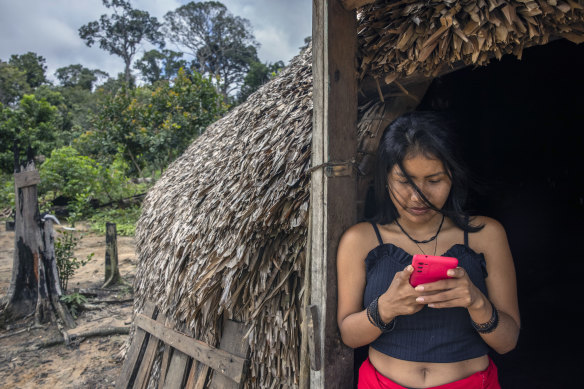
[103,222,122,288]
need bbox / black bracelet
[471,300,499,334]
[367,296,396,332]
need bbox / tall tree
[164,1,259,96]
[0,60,30,106]
[9,52,48,89]
[134,49,187,83]
[79,0,164,87]
[55,64,108,90]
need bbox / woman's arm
[337,223,384,348]
[337,223,422,348]
[469,217,520,353]
[414,217,520,354]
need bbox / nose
[409,187,422,202]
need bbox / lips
[408,207,430,215]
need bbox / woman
[337,112,520,388]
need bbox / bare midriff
[368,347,489,388]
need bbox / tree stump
[1,161,75,328]
[103,222,123,287]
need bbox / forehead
[390,153,446,177]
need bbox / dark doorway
[418,39,584,388]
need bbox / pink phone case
[409,254,459,287]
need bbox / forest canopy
[0,0,286,228]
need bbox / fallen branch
[26,326,130,350]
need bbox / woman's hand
[377,265,425,322]
[412,267,486,310]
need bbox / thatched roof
[135,47,313,388]
[133,2,584,387]
[357,0,584,82]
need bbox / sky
[0,0,312,82]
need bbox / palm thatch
[132,2,584,388]
[357,0,584,82]
[135,47,313,388]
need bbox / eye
[428,179,441,184]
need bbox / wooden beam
[135,314,247,384]
[341,0,375,11]
[311,0,358,387]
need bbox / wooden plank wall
[310,0,358,387]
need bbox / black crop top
[364,223,490,363]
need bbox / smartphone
[409,254,459,287]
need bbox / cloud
[0,0,312,81]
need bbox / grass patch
[88,205,141,236]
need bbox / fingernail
[428,304,435,308]
[416,297,424,303]
[407,265,413,271]
[415,285,424,291]
[447,270,454,276]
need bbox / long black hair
[373,111,482,232]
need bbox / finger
[447,267,466,279]
[399,265,415,281]
[414,278,452,292]
[416,290,459,304]
[427,297,468,309]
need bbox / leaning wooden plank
[134,313,166,389]
[162,350,190,389]
[157,345,172,389]
[116,302,157,389]
[135,314,247,384]
[208,320,250,389]
[192,365,210,389]
[184,360,199,389]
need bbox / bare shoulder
[468,216,512,265]
[338,222,380,263]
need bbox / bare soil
[0,223,137,388]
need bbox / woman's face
[387,152,452,226]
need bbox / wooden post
[310,0,358,387]
[103,222,122,287]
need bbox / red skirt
[358,357,501,389]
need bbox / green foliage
[39,146,145,221]
[0,172,15,212]
[79,0,164,86]
[82,68,226,175]
[60,292,88,318]
[89,205,141,236]
[55,230,94,292]
[39,146,101,216]
[55,64,108,91]
[0,60,31,106]
[134,49,187,83]
[164,1,260,96]
[237,60,285,103]
[0,94,62,173]
[9,52,47,88]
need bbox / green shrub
[60,292,88,318]
[39,146,101,218]
[55,229,94,292]
[0,172,14,214]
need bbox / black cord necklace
[394,214,445,244]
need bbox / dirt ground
[0,222,138,389]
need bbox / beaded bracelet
[366,296,396,332]
[471,300,499,334]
